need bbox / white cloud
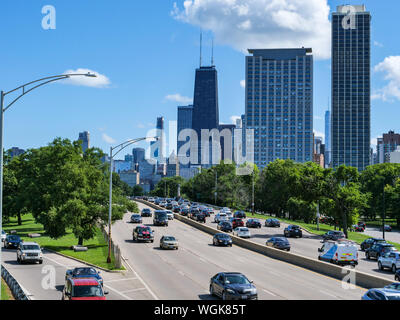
[172,0,331,60]
[165,93,192,104]
[373,41,383,47]
[240,80,246,88]
[373,56,400,102]
[102,133,116,144]
[63,68,110,88]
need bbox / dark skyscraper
[150,116,165,163]
[332,5,371,171]
[78,131,90,153]
[177,105,193,167]
[191,66,219,166]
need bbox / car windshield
[132,215,140,218]
[217,234,230,239]
[139,227,151,233]
[291,226,300,229]
[72,285,104,297]
[8,235,20,241]
[163,237,176,241]
[22,245,40,250]
[225,274,250,285]
[74,268,97,275]
[239,228,249,232]
[387,295,400,301]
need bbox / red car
[231,218,244,229]
[62,278,108,300]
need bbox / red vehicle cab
[62,278,108,300]
[231,218,244,229]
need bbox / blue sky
[0,0,399,159]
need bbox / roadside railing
[1,265,30,300]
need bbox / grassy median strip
[3,214,123,271]
[1,279,13,300]
[245,212,400,251]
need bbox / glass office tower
[192,66,219,166]
[177,105,193,167]
[325,110,331,167]
[245,48,313,169]
[332,5,371,171]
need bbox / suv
[366,243,398,260]
[284,225,302,238]
[141,208,152,217]
[360,238,386,251]
[233,211,246,219]
[17,242,43,264]
[62,278,108,300]
[132,226,154,242]
[153,210,169,226]
[378,252,400,273]
[322,230,345,241]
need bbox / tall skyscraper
[132,148,145,164]
[245,48,313,169]
[332,5,371,171]
[192,66,219,166]
[78,131,90,153]
[150,116,165,163]
[177,105,193,167]
[325,109,331,167]
[377,131,400,163]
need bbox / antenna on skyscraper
[200,31,203,68]
[211,37,214,66]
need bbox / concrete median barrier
[134,199,393,289]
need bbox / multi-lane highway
[201,211,398,281]
[109,201,366,300]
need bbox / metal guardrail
[1,265,30,300]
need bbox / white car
[214,213,227,223]
[378,251,400,273]
[233,227,251,238]
[148,198,155,203]
[225,211,233,219]
[1,230,6,242]
[165,210,174,220]
[220,207,230,213]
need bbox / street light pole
[106,137,158,264]
[0,73,96,300]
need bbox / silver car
[362,288,400,300]
[233,227,251,239]
[17,242,43,264]
[378,251,400,273]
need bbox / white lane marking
[319,290,337,299]
[120,287,147,294]
[104,277,137,283]
[199,257,206,263]
[178,270,185,276]
[103,284,133,300]
[262,289,277,297]
[123,259,159,300]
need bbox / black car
[130,214,142,224]
[141,208,152,217]
[195,213,206,223]
[172,205,181,213]
[213,233,233,247]
[165,203,173,210]
[217,221,233,232]
[246,219,262,228]
[358,221,367,229]
[233,211,246,219]
[201,209,210,217]
[322,230,345,241]
[180,208,189,216]
[4,235,22,249]
[382,225,392,232]
[153,210,169,226]
[189,208,200,219]
[284,225,302,238]
[360,238,386,251]
[132,226,154,243]
[209,272,258,300]
[395,270,400,282]
[266,237,290,251]
[366,243,397,260]
[265,218,280,227]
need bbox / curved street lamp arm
[3,73,96,112]
[111,136,158,159]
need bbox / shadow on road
[55,285,64,292]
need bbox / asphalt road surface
[200,213,399,281]
[1,245,154,300]
[364,226,400,244]
[110,202,367,300]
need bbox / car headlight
[22,253,26,257]
[226,289,236,294]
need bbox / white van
[318,240,358,266]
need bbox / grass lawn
[1,279,13,300]
[3,214,123,271]
[245,211,400,251]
